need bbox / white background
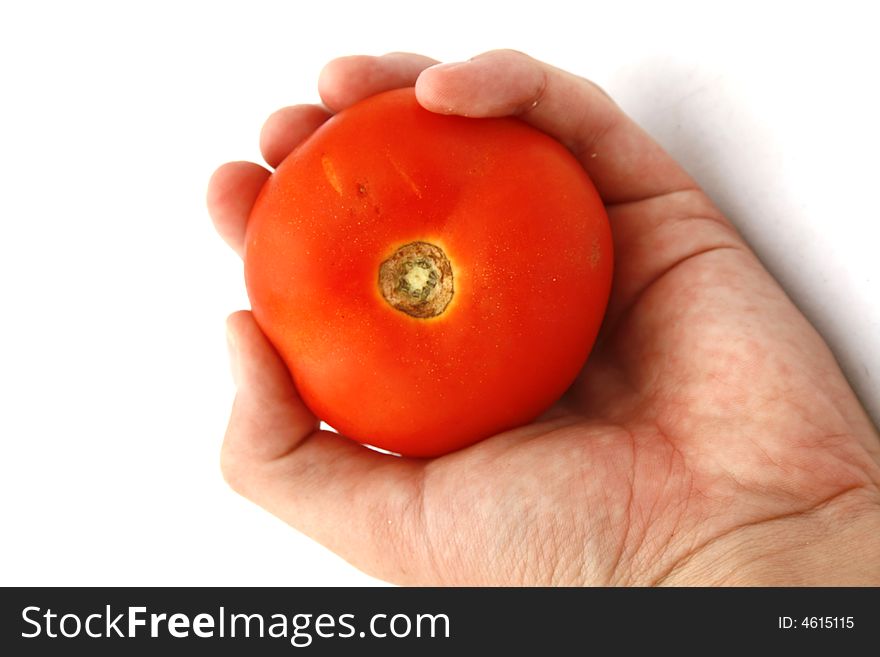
[1,0,878,586]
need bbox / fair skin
[207,50,880,585]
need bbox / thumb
[416,50,748,332]
[414,49,696,205]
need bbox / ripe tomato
[245,88,612,457]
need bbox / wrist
[657,487,880,586]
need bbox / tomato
[245,88,612,457]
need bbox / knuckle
[219,444,252,496]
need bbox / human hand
[207,50,880,585]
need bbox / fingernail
[426,61,466,73]
[226,321,240,387]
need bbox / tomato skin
[245,88,612,457]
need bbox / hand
[207,50,880,585]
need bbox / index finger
[208,53,439,257]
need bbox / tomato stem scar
[379,242,453,318]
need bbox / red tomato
[245,88,612,457]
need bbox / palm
[209,51,880,585]
[403,189,880,584]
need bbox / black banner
[1,587,876,654]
